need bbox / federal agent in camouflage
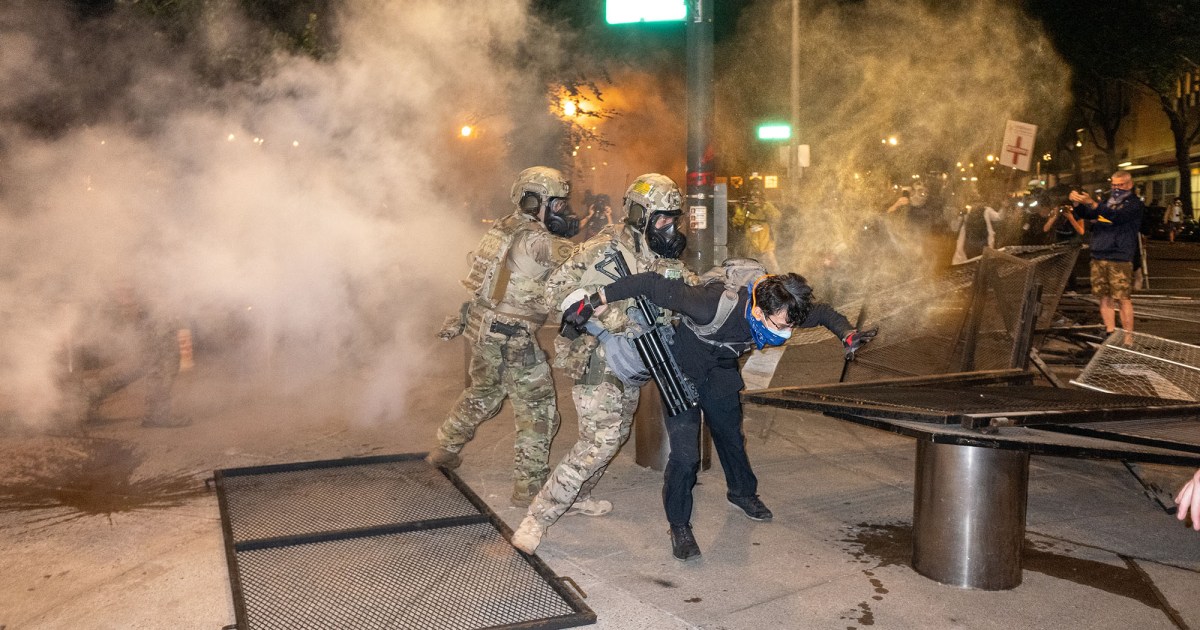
[512,173,696,553]
[64,285,189,428]
[428,167,577,505]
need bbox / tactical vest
[586,226,688,334]
[460,212,548,320]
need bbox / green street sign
[606,0,687,24]
[757,124,791,141]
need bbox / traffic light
[606,0,686,24]
[756,123,791,141]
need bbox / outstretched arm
[1178,468,1200,531]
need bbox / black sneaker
[728,495,773,521]
[669,524,701,561]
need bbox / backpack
[683,257,768,354]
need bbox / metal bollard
[911,439,1029,590]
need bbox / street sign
[1001,120,1037,172]
[757,123,791,140]
[606,0,686,24]
[764,175,779,189]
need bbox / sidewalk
[2,331,1198,630]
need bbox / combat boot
[565,497,612,517]
[511,516,545,554]
[511,478,544,508]
[425,447,462,470]
[669,523,700,561]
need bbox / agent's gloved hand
[842,327,878,361]
[563,292,604,330]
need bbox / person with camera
[1068,170,1145,336]
[579,193,614,242]
[1043,202,1085,244]
[951,198,1002,264]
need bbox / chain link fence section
[844,248,1041,382]
[214,454,595,630]
[1071,330,1200,401]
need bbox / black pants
[663,384,757,526]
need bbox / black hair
[754,273,813,326]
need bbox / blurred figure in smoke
[579,193,614,242]
[731,177,781,271]
[63,284,191,428]
[950,198,1001,265]
[426,166,579,506]
[511,173,695,554]
[1069,170,1145,336]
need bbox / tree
[1122,3,1200,215]
[1028,0,1200,214]
[1074,72,1129,175]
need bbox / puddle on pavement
[838,522,1179,628]
[0,438,206,528]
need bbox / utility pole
[686,0,715,273]
[788,0,801,205]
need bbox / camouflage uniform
[527,224,695,527]
[434,209,574,500]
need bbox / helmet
[623,173,686,258]
[510,166,578,237]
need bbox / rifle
[594,249,699,417]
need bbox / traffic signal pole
[685,0,714,274]
[637,0,715,472]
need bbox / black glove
[560,292,603,337]
[842,327,878,361]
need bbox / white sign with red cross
[1001,120,1038,172]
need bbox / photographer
[579,193,614,242]
[1044,202,1085,243]
[951,199,1001,264]
[1069,170,1145,336]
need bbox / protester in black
[563,271,875,560]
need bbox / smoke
[0,0,569,429]
[715,0,1072,297]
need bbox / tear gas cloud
[0,0,568,428]
[716,0,1072,301]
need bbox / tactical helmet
[510,166,570,206]
[623,173,686,258]
[510,166,579,237]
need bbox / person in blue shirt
[1068,170,1145,336]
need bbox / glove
[562,292,603,330]
[842,327,878,361]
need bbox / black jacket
[603,273,853,398]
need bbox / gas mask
[543,197,580,238]
[645,209,687,258]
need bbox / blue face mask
[745,279,792,350]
